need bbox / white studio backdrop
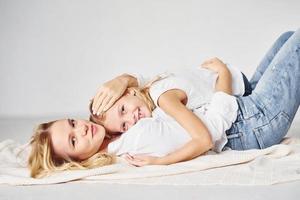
[0,0,300,118]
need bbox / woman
[29,29,300,177]
[28,119,114,178]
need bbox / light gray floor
[1,182,300,200]
[1,114,300,200]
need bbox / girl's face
[102,94,151,133]
[50,119,106,161]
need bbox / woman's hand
[124,154,160,167]
[201,57,228,73]
[92,74,138,115]
[92,77,127,115]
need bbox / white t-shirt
[107,91,238,156]
[107,107,191,157]
[133,65,245,100]
[149,66,243,110]
[107,66,243,156]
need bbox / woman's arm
[126,89,213,166]
[92,74,138,115]
[202,57,232,95]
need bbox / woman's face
[102,94,151,133]
[50,119,106,160]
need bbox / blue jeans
[225,30,300,150]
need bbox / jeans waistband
[242,72,252,96]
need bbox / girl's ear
[125,91,131,96]
[126,89,136,96]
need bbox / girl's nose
[125,113,136,126]
[76,124,88,136]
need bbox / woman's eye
[122,123,127,131]
[71,119,75,127]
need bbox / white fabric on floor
[1,138,300,186]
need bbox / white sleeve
[126,72,152,88]
[149,75,190,108]
[226,64,245,97]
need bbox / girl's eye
[71,136,76,147]
[121,105,125,114]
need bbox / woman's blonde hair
[90,75,162,124]
[28,121,115,178]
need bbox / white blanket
[1,138,300,186]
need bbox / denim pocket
[237,96,264,120]
[253,111,291,149]
[226,132,245,150]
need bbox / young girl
[89,58,250,166]
[90,29,300,166]
[28,29,300,177]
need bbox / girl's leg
[253,28,300,118]
[226,29,300,150]
[250,31,294,90]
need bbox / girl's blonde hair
[28,121,115,178]
[90,75,162,124]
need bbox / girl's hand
[124,154,160,167]
[92,75,129,115]
[202,57,232,94]
[201,57,228,73]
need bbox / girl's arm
[92,74,138,115]
[157,89,213,164]
[126,89,213,166]
[202,57,232,95]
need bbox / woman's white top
[107,66,243,156]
